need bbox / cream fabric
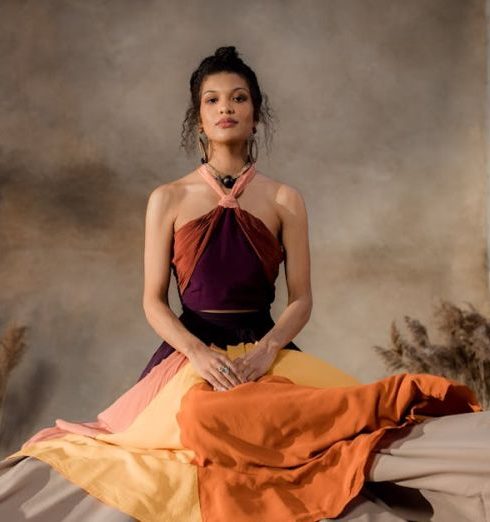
[363,410,490,522]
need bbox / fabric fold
[1,343,481,521]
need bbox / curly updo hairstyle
[180,46,276,159]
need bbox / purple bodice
[175,208,275,311]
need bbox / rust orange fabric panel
[172,206,224,295]
[177,372,481,521]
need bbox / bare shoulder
[256,172,307,221]
[146,170,198,215]
[277,182,307,210]
[146,183,176,222]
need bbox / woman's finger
[207,374,226,392]
[233,358,249,376]
[216,366,243,389]
[212,360,240,389]
[216,357,246,386]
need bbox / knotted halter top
[171,163,285,311]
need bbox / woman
[0,46,488,522]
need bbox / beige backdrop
[0,0,487,457]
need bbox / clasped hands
[188,341,280,392]
[230,342,279,387]
[213,341,278,391]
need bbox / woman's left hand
[233,342,280,383]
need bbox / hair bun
[214,46,239,60]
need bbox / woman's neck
[206,145,250,174]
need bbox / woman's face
[198,72,257,147]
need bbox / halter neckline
[197,163,257,208]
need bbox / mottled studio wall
[0,0,487,457]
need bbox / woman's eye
[205,96,247,104]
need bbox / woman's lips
[217,121,238,128]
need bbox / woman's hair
[180,46,276,158]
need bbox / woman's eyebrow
[203,87,248,95]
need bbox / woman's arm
[232,183,313,382]
[142,184,206,358]
[142,184,245,389]
[259,183,313,354]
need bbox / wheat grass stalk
[0,323,28,431]
[373,300,490,409]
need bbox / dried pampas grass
[373,300,490,410]
[0,323,28,430]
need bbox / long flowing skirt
[0,306,487,521]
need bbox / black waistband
[181,304,272,327]
[179,304,301,352]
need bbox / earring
[198,129,208,164]
[247,127,258,163]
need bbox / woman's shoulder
[256,171,307,214]
[147,169,201,207]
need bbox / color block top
[171,162,284,311]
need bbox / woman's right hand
[187,344,247,392]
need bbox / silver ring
[218,365,230,374]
